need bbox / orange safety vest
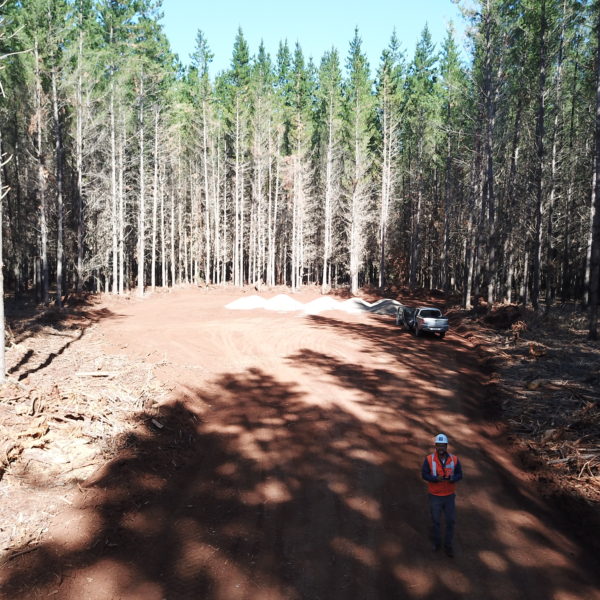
[427,452,458,496]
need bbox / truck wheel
[439,332,445,339]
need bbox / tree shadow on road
[5,297,125,382]
[1,348,598,598]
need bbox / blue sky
[160,0,468,76]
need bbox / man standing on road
[421,433,463,557]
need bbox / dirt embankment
[0,287,598,600]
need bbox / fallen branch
[0,546,38,565]
[578,461,595,479]
[5,377,29,391]
[75,371,118,378]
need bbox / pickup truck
[396,306,449,338]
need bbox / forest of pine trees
[1,0,600,334]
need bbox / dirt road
[1,288,598,599]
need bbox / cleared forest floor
[0,286,598,600]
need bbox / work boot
[432,543,441,552]
[444,545,454,557]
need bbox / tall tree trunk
[51,67,64,308]
[191,162,199,283]
[409,161,423,289]
[292,152,300,291]
[349,96,369,296]
[545,4,566,314]
[240,155,245,285]
[506,236,514,303]
[234,99,241,286]
[221,149,227,284]
[464,140,482,309]
[443,132,452,292]
[213,130,221,284]
[379,97,392,292]
[160,170,166,286]
[563,52,579,300]
[520,251,530,305]
[480,0,500,304]
[75,23,84,293]
[170,188,176,286]
[203,100,211,285]
[0,129,7,383]
[34,42,49,305]
[505,96,522,302]
[110,81,118,294]
[270,132,282,287]
[532,0,547,310]
[182,203,188,282]
[118,124,125,294]
[267,127,274,288]
[484,52,496,304]
[151,108,159,290]
[588,5,600,339]
[178,202,183,283]
[563,105,576,297]
[137,75,145,297]
[322,108,334,292]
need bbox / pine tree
[316,48,343,292]
[16,0,61,304]
[588,1,600,339]
[403,24,440,289]
[439,25,467,292]
[131,0,174,296]
[288,42,314,290]
[190,30,214,285]
[375,31,403,291]
[344,28,375,295]
[64,0,102,292]
[227,28,251,286]
[98,0,137,293]
[249,41,275,286]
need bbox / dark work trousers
[428,493,456,547]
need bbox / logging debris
[0,306,169,556]
[462,302,600,504]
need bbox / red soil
[1,287,598,600]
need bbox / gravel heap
[226,295,401,316]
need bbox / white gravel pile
[226,294,402,316]
[302,297,345,314]
[264,294,305,312]
[225,295,267,310]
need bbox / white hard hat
[435,433,448,444]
